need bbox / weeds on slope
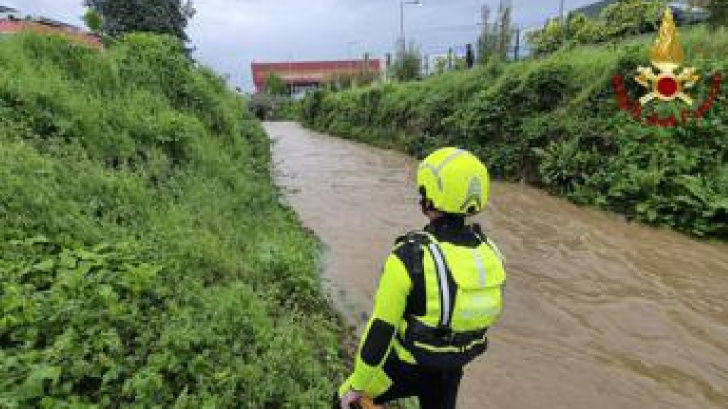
[301,26,728,239]
[0,33,343,408]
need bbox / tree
[477,5,494,63]
[600,0,663,37]
[264,73,288,96]
[477,1,513,63]
[83,8,102,33]
[327,71,378,91]
[83,0,196,41]
[527,19,565,55]
[392,42,422,82]
[707,0,728,28]
[527,0,666,55]
[433,49,467,75]
[497,1,513,60]
[564,12,606,44]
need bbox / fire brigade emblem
[612,8,721,127]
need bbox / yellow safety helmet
[417,147,490,215]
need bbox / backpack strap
[394,230,431,277]
[425,240,457,330]
[471,223,505,265]
[395,230,432,247]
[395,231,456,330]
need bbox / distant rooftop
[34,17,82,31]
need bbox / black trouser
[332,353,463,409]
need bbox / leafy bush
[528,0,665,55]
[248,94,301,120]
[300,26,728,239]
[0,33,344,408]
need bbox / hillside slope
[302,25,728,239]
[0,33,342,408]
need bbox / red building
[0,18,102,49]
[251,59,381,94]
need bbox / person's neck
[428,213,466,230]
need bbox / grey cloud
[17,0,598,90]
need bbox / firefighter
[336,147,506,409]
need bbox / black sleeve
[360,318,395,366]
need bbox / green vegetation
[82,9,103,33]
[433,53,467,75]
[528,0,666,55]
[707,0,728,28]
[84,0,196,41]
[392,44,423,82]
[249,94,301,121]
[0,33,343,407]
[264,73,288,96]
[477,2,514,63]
[327,70,379,92]
[301,25,728,239]
[268,99,302,120]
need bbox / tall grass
[0,33,343,408]
[301,25,728,239]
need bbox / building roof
[251,59,382,92]
[0,20,102,48]
[0,6,18,13]
[34,17,83,32]
[251,60,381,72]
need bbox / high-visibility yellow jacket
[339,216,506,398]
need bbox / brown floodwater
[265,121,728,409]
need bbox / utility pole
[514,28,520,60]
[559,0,565,25]
[400,1,405,56]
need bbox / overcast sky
[12,0,597,90]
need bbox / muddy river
[265,121,728,409]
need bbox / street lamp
[400,0,422,56]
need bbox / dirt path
[266,121,728,409]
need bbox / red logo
[612,9,721,127]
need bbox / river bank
[0,34,343,407]
[300,25,728,240]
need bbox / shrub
[528,0,666,55]
[300,26,728,239]
[0,33,344,408]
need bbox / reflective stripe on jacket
[340,217,506,398]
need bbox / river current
[266,121,728,409]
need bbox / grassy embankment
[0,33,344,407]
[302,25,728,239]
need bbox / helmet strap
[419,187,435,213]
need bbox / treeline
[527,0,722,55]
[0,33,342,407]
[300,26,728,239]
